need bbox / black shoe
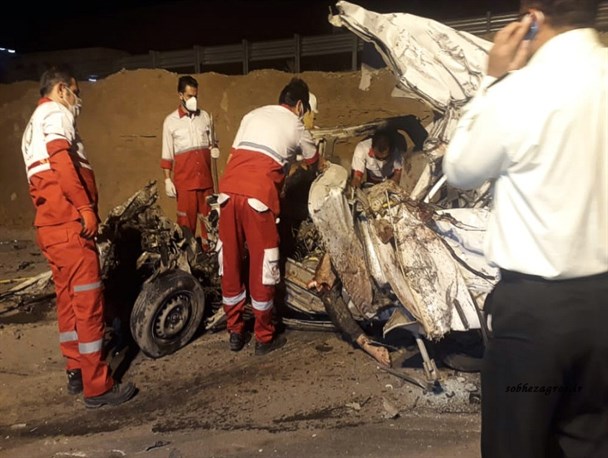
[66,369,83,395]
[84,382,137,409]
[229,332,245,352]
[254,335,287,356]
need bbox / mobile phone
[524,15,539,40]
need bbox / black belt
[500,268,608,283]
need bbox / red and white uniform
[21,98,113,397]
[218,104,318,343]
[161,106,213,237]
[351,138,403,184]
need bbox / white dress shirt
[443,29,607,279]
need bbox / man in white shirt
[350,129,403,188]
[443,1,607,456]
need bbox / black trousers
[481,270,608,458]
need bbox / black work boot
[66,369,83,395]
[254,335,287,356]
[229,332,245,352]
[84,382,137,409]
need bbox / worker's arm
[390,149,404,185]
[160,119,177,197]
[443,19,533,190]
[350,142,366,188]
[351,171,363,188]
[443,76,510,190]
[391,169,402,185]
[43,110,96,237]
[299,126,320,173]
[160,118,174,172]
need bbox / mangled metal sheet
[308,163,376,318]
[0,270,53,303]
[432,208,499,304]
[308,163,487,339]
[329,1,491,115]
[363,180,481,339]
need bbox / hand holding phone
[487,14,536,77]
[524,14,539,41]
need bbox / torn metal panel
[364,180,481,339]
[433,208,499,305]
[329,1,491,114]
[0,270,53,303]
[283,258,327,316]
[356,213,389,289]
[306,162,489,340]
[308,163,376,318]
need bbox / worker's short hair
[178,75,198,93]
[39,64,75,97]
[371,129,393,154]
[521,0,599,28]
[278,77,311,113]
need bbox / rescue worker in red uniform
[161,75,218,246]
[21,66,137,408]
[219,77,319,355]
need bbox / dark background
[1,0,520,54]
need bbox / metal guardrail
[5,2,608,82]
[108,33,361,76]
[446,2,608,34]
[105,2,608,77]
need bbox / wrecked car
[4,3,499,392]
[89,121,495,389]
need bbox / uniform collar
[37,97,53,106]
[178,105,199,118]
[279,103,299,118]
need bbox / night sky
[1,0,520,55]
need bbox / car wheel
[130,269,206,358]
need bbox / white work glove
[164,177,177,198]
[210,147,220,159]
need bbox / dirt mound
[0,68,431,230]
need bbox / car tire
[130,269,206,358]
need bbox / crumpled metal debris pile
[0,270,54,307]
[308,164,493,341]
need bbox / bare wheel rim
[153,291,193,340]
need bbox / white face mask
[65,87,82,118]
[184,96,197,112]
[71,99,82,118]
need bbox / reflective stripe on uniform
[27,158,50,171]
[59,330,79,343]
[251,298,273,311]
[237,141,285,165]
[73,281,102,293]
[78,339,103,354]
[177,211,187,217]
[223,290,246,306]
[174,146,209,156]
[27,163,52,181]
